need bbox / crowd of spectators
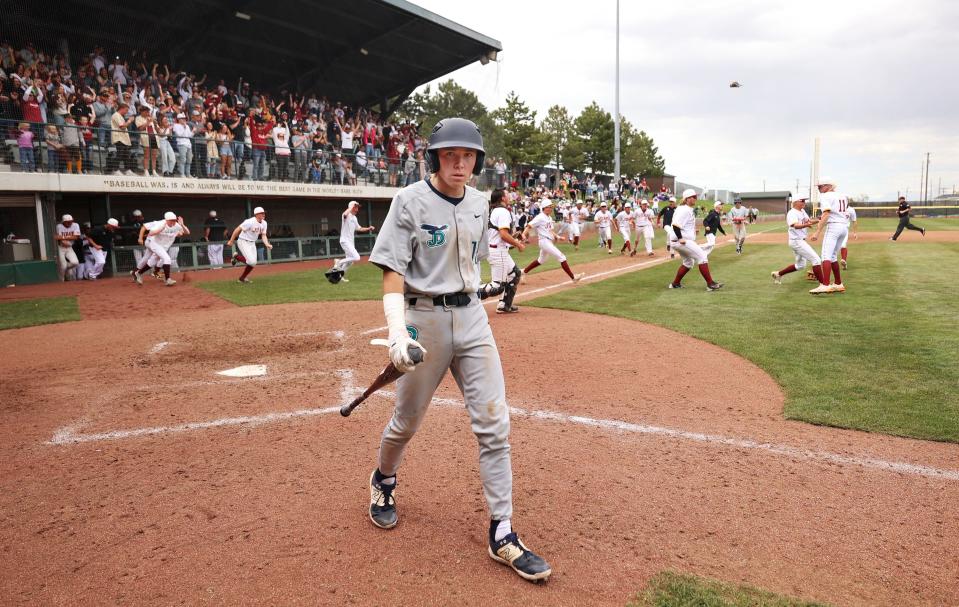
[0,40,431,185]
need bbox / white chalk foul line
[48,375,959,482]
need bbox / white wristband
[383,292,408,341]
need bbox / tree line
[395,80,666,179]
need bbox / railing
[109,234,377,274]
[0,120,503,191]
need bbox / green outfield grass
[758,216,959,234]
[529,240,959,443]
[197,238,647,306]
[0,296,81,330]
[630,572,829,607]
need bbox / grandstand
[0,0,502,284]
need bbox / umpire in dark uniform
[891,196,926,240]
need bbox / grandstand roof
[9,0,502,112]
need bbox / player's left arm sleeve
[369,193,414,275]
[477,210,490,262]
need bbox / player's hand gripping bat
[339,341,424,417]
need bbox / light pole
[613,0,621,190]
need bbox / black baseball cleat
[921,228,926,236]
[496,305,520,314]
[325,269,344,284]
[706,282,724,291]
[230,253,238,266]
[369,471,397,529]
[489,532,552,582]
[668,282,683,289]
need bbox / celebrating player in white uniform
[227,206,273,283]
[55,214,81,281]
[729,198,749,254]
[130,212,190,286]
[487,188,526,313]
[614,202,633,255]
[593,201,614,254]
[366,117,551,582]
[326,200,376,284]
[521,199,584,282]
[809,176,849,294]
[631,200,656,256]
[668,189,723,291]
[770,195,824,286]
[840,204,857,269]
[569,200,588,250]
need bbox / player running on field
[326,200,376,284]
[522,198,584,282]
[809,176,848,294]
[366,117,551,582]
[487,188,526,313]
[658,197,677,258]
[614,202,634,255]
[569,200,588,250]
[631,199,656,256]
[593,201,614,254]
[130,212,189,286]
[890,196,925,241]
[702,201,726,252]
[227,206,273,283]
[668,189,723,291]
[771,195,825,285]
[839,203,857,269]
[729,197,749,254]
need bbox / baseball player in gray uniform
[366,117,551,582]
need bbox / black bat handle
[339,346,424,417]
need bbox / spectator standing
[92,90,113,149]
[172,113,194,177]
[205,122,219,177]
[203,210,228,267]
[135,105,159,176]
[61,114,83,173]
[291,125,308,182]
[191,112,207,178]
[217,124,233,179]
[155,115,175,176]
[494,157,507,188]
[17,122,36,172]
[44,124,65,172]
[271,120,291,181]
[110,103,135,175]
[250,115,273,181]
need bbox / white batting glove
[388,336,425,373]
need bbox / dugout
[738,191,792,213]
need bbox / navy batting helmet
[426,118,485,175]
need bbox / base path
[1,300,957,606]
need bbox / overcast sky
[411,0,958,201]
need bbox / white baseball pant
[88,248,107,278]
[57,245,79,280]
[619,228,631,244]
[672,239,709,268]
[487,246,517,283]
[537,238,567,264]
[841,231,850,248]
[598,226,611,243]
[634,225,654,253]
[334,239,361,272]
[207,243,224,267]
[144,238,172,266]
[569,223,582,238]
[820,224,848,263]
[789,238,821,269]
[733,222,747,242]
[704,233,717,251]
[236,238,258,266]
[78,250,93,279]
[168,246,180,269]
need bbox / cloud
[411,0,958,200]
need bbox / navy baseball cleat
[707,282,724,291]
[369,471,397,529]
[668,282,683,289]
[489,532,552,582]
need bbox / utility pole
[613,0,621,189]
[812,137,821,206]
[920,158,926,204]
[925,153,931,205]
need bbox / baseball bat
[339,346,423,417]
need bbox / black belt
[409,293,472,307]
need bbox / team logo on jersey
[406,325,418,340]
[420,224,449,248]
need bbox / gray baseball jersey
[370,179,489,298]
